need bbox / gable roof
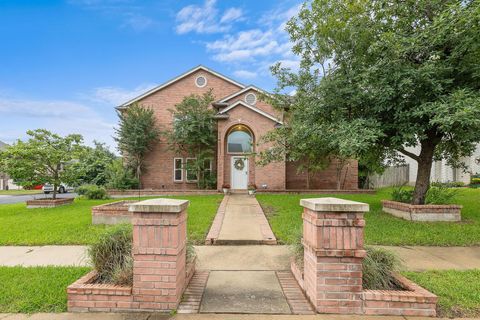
[218,100,283,124]
[117,65,246,109]
[217,85,268,103]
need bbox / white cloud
[220,8,243,24]
[122,14,155,31]
[0,95,116,149]
[87,83,156,106]
[233,70,257,80]
[175,0,243,34]
[204,3,301,75]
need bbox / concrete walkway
[207,194,277,245]
[2,245,480,271]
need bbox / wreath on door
[234,158,245,171]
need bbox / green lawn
[257,188,480,246]
[403,270,480,318]
[0,266,91,313]
[0,189,42,195]
[0,195,222,245]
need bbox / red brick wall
[136,70,242,189]
[217,105,286,190]
[286,159,358,190]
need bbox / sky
[0,0,302,152]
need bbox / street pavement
[0,193,76,204]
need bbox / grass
[403,270,480,318]
[0,189,42,195]
[0,266,91,313]
[257,188,480,246]
[0,195,222,245]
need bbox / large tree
[167,91,217,189]
[274,0,480,204]
[72,141,116,186]
[115,104,160,186]
[0,129,84,199]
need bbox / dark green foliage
[0,129,84,199]
[392,185,458,204]
[363,247,401,290]
[391,187,414,204]
[167,91,217,189]
[105,159,139,190]
[115,104,160,185]
[88,224,133,285]
[76,185,109,200]
[426,186,458,205]
[431,181,465,188]
[72,141,116,186]
[274,0,480,204]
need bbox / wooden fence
[368,165,410,188]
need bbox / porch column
[129,198,189,311]
[300,197,368,314]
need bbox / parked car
[42,183,74,194]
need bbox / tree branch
[397,148,420,162]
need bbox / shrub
[186,241,196,264]
[76,184,109,200]
[391,186,413,203]
[105,159,139,190]
[470,176,480,188]
[363,247,402,290]
[431,181,465,188]
[426,185,458,205]
[290,227,304,269]
[88,224,133,285]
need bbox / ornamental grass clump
[363,246,402,290]
[88,224,133,286]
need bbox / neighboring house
[401,144,480,185]
[117,65,358,191]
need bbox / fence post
[300,197,369,314]
[129,198,189,311]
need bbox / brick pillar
[129,198,189,311]
[300,197,368,314]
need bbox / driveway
[0,193,77,205]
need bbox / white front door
[231,157,248,189]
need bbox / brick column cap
[300,197,369,212]
[129,198,189,213]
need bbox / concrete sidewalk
[1,245,480,271]
[0,313,472,320]
[0,313,474,320]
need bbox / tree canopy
[272,0,480,203]
[0,129,84,199]
[167,91,217,189]
[115,103,160,186]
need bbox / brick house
[117,65,358,191]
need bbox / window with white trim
[174,158,183,182]
[204,158,213,179]
[186,158,198,182]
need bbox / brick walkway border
[276,271,315,315]
[205,195,229,244]
[177,271,210,314]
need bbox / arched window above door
[227,125,253,153]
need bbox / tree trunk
[412,141,437,205]
[53,183,57,200]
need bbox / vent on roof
[195,75,207,88]
[245,93,257,105]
